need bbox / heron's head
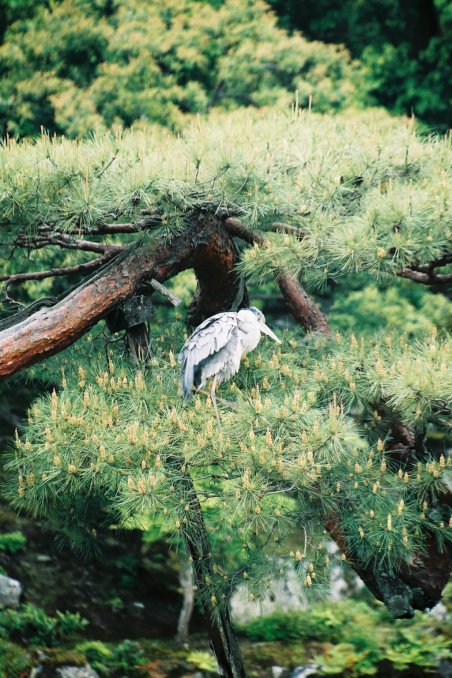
[239,307,281,343]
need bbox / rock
[437,659,452,678]
[289,665,320,678]
[56,667,100,678]
[430,601,448,620]
[31,666,100,678]
[0,574,22,607]
[36,554,52,563]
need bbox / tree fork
[224,217,330,334]
[0,214,245,380]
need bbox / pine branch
[0,214,245,380]
[398,269,452,285]
[398,251,452,285]
[224,217,330,334]
[0,244,149,379]
[326,516,452,618]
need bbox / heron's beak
[259,321,282,344]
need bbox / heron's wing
[178,312,238,397]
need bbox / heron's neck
[240,326,261,354]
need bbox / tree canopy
[0,0,357,138]
[269,0,452,128]
[0,0,450,140]
[0,109,450,661]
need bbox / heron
[178,307,281,424]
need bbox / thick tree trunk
[0,215,246,381]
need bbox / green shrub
[0,604,88,646]
[76,641,113,676]
[0,0,358,138]
[187,650,218,673]
[76,639,146,677]
[240,599,452,676]
[240,601,380,643]
[0,531,26,554]
[110,640,147,678]
[329,283,452,334]
[0,639,32,678]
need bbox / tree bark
[176,560,196,644]
[0,214,246,381]
[169,457,246,677]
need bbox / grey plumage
[178,307,281,398]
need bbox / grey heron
[178,307,281,423]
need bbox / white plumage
[178,307,281,399]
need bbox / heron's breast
[198,339,243,384]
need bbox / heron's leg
[196,387,237,410]
[210,375,221,428]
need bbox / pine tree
[0,108,451,677]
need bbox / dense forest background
[0,0,450,138]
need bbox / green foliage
[0,530,26,553]
[0,603,88,646]
[108,640,147,677]
[329,283,452,334]
[187,649,218,672]
[77,639,112,673]
[269,0,452,127]
[0,108,450,297]
[0,106,450,635]
[4,322,451,597]
[0,639,32,678]
[0,0,358,138]
[240,598,451,676]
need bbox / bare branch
[1,232,125,255]
[0,251,118,287]
[270,222,305,238]
[397,250,452,285]
[397,269,452,285]
[50,235,124,255]
[148,279,181,306]
[94,223,140,234]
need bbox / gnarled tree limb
[0,214,246,380]
[224,217,330,334]
[398,250,452,285]
[326,517,452,618]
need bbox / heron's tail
[181,362,194,399]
